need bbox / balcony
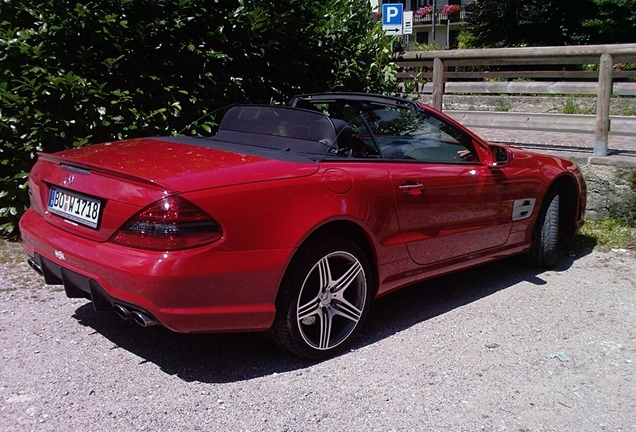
[413,6,466,25]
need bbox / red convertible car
[20,93,586,359]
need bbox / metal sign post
[432,0,437,43]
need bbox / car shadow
[72,238,596,384]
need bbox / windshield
[327,107,478,163]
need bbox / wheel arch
[292,219,379,297]
[545,173,581,238]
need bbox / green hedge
[0,0,398,237]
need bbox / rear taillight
[110,196,222,251]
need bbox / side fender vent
[512,198,537,221]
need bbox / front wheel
[529,191,560,268]
[268,237,372,359]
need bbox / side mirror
[487,145,512,168]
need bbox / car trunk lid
[28,137,318,242]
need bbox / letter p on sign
[382,3,403,26]
[387,6,399,21]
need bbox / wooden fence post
[594,53,613,156]
[432,57,444,111]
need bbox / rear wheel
[530,191,560,268]
[268,237,372,359]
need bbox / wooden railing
[395,44,636,156]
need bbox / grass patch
[494,100,511,112]
[621,106,636,116]
[575,219,636,251]
[562,98,595,115]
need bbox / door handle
[399,183,424,196]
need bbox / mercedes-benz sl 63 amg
[20,93,586,359]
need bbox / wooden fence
[395,44,636,156]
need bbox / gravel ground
[1,241,635,432]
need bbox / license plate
[48,187,102,229]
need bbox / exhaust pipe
[113,304,132,321]
[27,258,44,276]
[131,310,159,327]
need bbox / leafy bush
[583,0,636,44]
[0,0,398,237]
[456,32,478,49]
[413,42,443,51]
[462,0,597,47]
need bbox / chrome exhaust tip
[27,258,44,276]
[131,310,159,327]
[113,304,132,321]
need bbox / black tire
[268,237,372,359]
[529,191,560,268]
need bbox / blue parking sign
[382,3,403,26]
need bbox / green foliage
[582,0,636,44]
[463,0,599,47]
[567,218,636,254]
[318,0,398,93]
[0,0,398,237]
[578,219,636,249]
[562,98,595,115]
[563,99,580,114]
[494,100,511,112]
[621,106,636,116]
[456,32,478,49]
[484,77,508,82]
[413,42,443,51]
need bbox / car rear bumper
[19,209,291,333]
